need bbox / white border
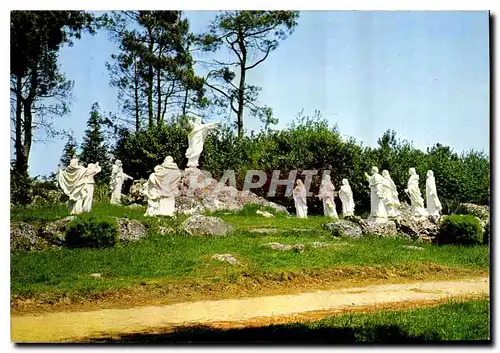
[2,1,496,352]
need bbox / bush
[438,215,483,246]
[112,111,490,215]
[93,183,110,203]
[65,215,119,249]
[10,168,33,206]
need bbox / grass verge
[84,298,490,343]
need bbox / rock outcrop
[180,214,234,236]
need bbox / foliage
[105,11,205,131]
[10,165,33,205]
[30,175,65,205]
[93,183,111,203]
[59,133,78,168]
[453,203,490,220]
[79,103,113,185]
[114,116,189,179]
[10,11,96,186]
[438,215,483,246]
[200,10,300,137]
[65,214,119,249]
[112,109,489,214]
[10,202,149,223]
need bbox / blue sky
[19,11,490,177]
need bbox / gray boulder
[392,203,440,242]
[264,242,305,252]
[40,216,75,245]
[393,218,419,240]
[177,167,289,215]
[115,218,148,242]
[212,254,239,265]
[364,220,398,237]
[11,222,57,252]
[324,220,363,239]
[181,215,234,236]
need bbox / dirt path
[11,277,489,343]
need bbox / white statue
[382,170,401,217]
[318,175,337,218]
[292,179,308,219]
[144,156,182,217]
[405,167,428,219]
[426,170,442,217]
[339,178,355,216]
[57,157,91,215]
[110,159,133,205]
[365,166,389,222]
[82,162,102,213]
[185,117,219,168]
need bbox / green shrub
[10,168,32,206]
[65,215,119,249]
[438,215,483,246]
[93,183,110,203]
[112,111,490,215]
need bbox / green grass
[11,227,489,299]
[10,202,149,223]
[87,299,490,343]
[10,202,490,301]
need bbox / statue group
[364,166,442,222]
[292,166,442,221]
[58,117,442,221]
[293,176,355,219]
[57,117,219,217]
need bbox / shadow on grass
[82,323,465,344]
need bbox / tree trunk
[22,97,33,174]
[133,55,140,132]
[156,47,162,125]
[14,74,24,174]
[147,29,154,129]
[20,66,38,177]
[236,32,246,139]
[182,85,189,116]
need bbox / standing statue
[82,162,102,213]
[185,117,219,168]
[110,159,133,205]
[144,156,182,217]
[404,168,428,219]
[292,179,308,219]
[58,157,90,215]
[317,175,338,218]
[382,170,401,217]
[365,166,389,222]
[426,170,442,217]
[339,178,355,216]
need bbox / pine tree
[79,102,112,185]
[60,134,78,168]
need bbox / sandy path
[11,277,489,343]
